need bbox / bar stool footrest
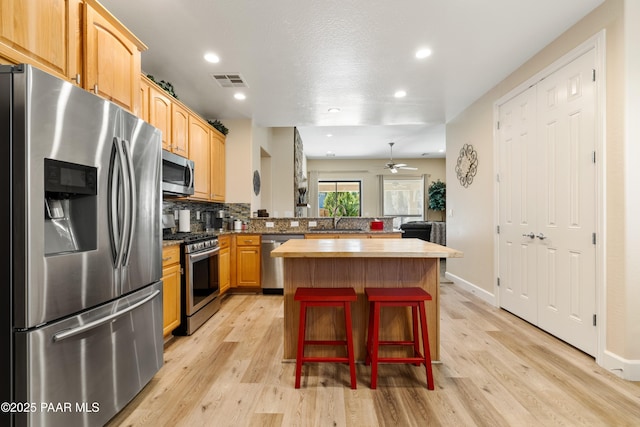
[302,356,350,363]
[303,340,348,346]
[377,356,425,364]
[378,340,417,346]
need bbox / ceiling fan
[384,142,417,174]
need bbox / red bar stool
[364,287,434,390]
[294,287,357,389]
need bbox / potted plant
[207,119,229,136]
[427,180,446,221]
[146,74,178,99]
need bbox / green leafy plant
[146,74,178,99]
[428,180,446,220]
[323,191,360,217]
[207,119,229,136]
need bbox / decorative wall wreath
[455,144,478,188]
[253,170,261,196]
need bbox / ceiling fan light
[390,168,398,174]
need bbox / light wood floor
[108,282,640,426]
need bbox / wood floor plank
[106,283,640,427]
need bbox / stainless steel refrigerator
[0,64,163,427]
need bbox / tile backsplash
[162,199,250,232]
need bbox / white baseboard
[600,350,640,381]
[444,271,496,306]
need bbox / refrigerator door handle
[108,137,123,267]
[116,137,131,270]
[52,290,161,342]
[121,139,137,267]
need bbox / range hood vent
[211,73,248,88]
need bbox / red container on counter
[370,220,384,230]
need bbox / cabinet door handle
[162,256,172,262]
[93,84,98,94]
[72,74,81,85]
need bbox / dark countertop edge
[163,229,403,245]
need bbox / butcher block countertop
[271,237,463,259]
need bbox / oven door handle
[188,247,220,263]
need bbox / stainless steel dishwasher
[261,234,304,294]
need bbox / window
[382,177,424,227]
[318,181,361,217]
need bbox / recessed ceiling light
[394,90,407,98]
[327,108,341,113]
[234,93,246,100]
[326,151,335,157]
[439,149,445,153]
[415,48,432,59]
[326,133,333,137]
[204,53,220,63]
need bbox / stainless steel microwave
[162,150,195,196]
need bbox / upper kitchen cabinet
[140,75,150,122]
[189,115,211,201]
[83,0,146,114]
[0,0,82,83]
[147,80,172,151]
[210,129,226,202]
[142,74,189,155]
[171,103,189,156]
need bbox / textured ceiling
[100,0,603,159]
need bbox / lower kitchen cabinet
[218,235,231,295]
[161,245,181,337]
[235,234,261,288]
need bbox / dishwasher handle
[262,240,281,245]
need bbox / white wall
[446,0,640,373]
[268,128,295,216]
[224,122,294,216]
[224,119,253,204]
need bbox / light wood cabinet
[148,82,172,150]
[161,245,181,338]
[0,0,82,83]
[140,76,150,122]
[218,235,231,295]
[83,0,146,114]
[172,103,189,155]
[235,234,261,288]
[189,115,211,200]
[210,129,226,202]
[142,75,189,156]
[139,76,225,203]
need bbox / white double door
[498,48,597,356]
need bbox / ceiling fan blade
[394,163,407,168]
[399,166,417,170]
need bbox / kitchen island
[271,238,463,362]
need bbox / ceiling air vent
[211,73,248,88]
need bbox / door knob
[536,233,547,240]
[522,232,535,239]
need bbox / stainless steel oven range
[165,233,221,335]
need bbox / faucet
[332,204,347,228]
